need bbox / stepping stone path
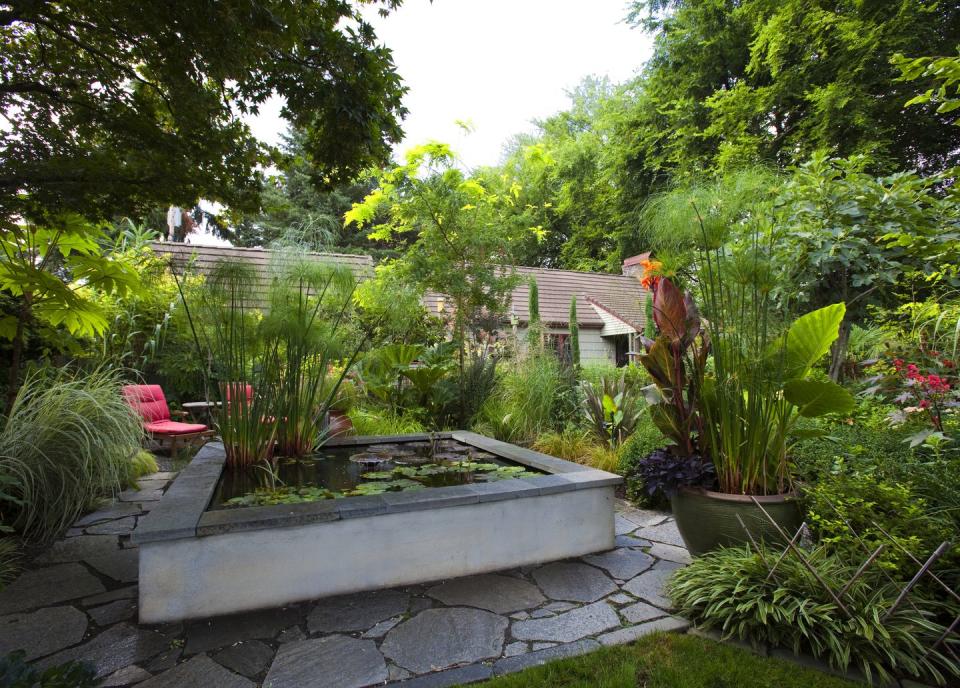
[380,607,508,673]
[0,466,692,687]
[427,574,545,614]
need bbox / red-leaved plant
[637,277,708,458]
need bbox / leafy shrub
[347,406,426,435]
[0,368,144,541]
[803,472,957,575]
[789,410,914,482]
[0,650,99,688]
[618,411,671,502]
[671,546,960,686]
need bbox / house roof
[150,242,374,284]
[423,265,649,332]
[151,242,648,333]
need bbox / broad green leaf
[783,303,846,378]
[602,393,617,415]
[783,378,855,417]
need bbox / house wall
[594,307,636,337]
[513,326,614,365]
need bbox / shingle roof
[150,242,374,283]
[151,243,648,332]
[423,265,649,331]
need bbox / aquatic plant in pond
[218,443,542,508]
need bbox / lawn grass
[475,633,857,688]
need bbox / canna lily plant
[637,278,708,459]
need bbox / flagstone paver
[0,606,88,660]
[0,563,104,614]
[532,562,617,603]
[597,616,691,646]
[427,573,545,614]
[102,664,153,686]
[185,607,301,653]
[583,548,655,579]
[12,471,695,686]
[265,636,387,688]
[381,607,508,673]
[512,601,620,643]
[307,589,409,633]
[36,622,169,679]
[85,547,139,583]
[212,639,275,678]
[620,600,668,624]
[636,519,685,547]
[622,568,675,609]
[137,654,253,688]
[88,598,137,626]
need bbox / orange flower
[639,257,663,290]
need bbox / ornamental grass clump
[0,367,144,540]
[670,545,960,686]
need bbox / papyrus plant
[696,237,855,494]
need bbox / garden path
[0,470,691,687]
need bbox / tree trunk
[828,320,851,382]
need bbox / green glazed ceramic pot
[670,487,803,556]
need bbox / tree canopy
[1,0,408,226]
[627,0,960,174]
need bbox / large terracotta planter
[670,487,802,556]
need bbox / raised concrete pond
[134,432,622,624]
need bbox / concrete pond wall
[134,432,622,624]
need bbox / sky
[248,0,654,168]
[194,0,654,245]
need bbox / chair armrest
[170,410,190,419]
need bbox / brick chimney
[622,252,651,278]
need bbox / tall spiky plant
[527,278,541,351]
[568,296,580,368]
[201,260,281,466]
[178,254,368,465]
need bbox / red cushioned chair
[122,384,214,456]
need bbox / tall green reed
[179,255,365,466]
[694,211,794,494]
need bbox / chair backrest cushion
[224,382,254,407]
[122,384,171,423]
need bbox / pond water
[210,438,543,509]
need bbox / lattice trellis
[735,495,959,669]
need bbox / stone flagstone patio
[0,469,692,687]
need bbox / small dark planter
[670,487,802,556]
